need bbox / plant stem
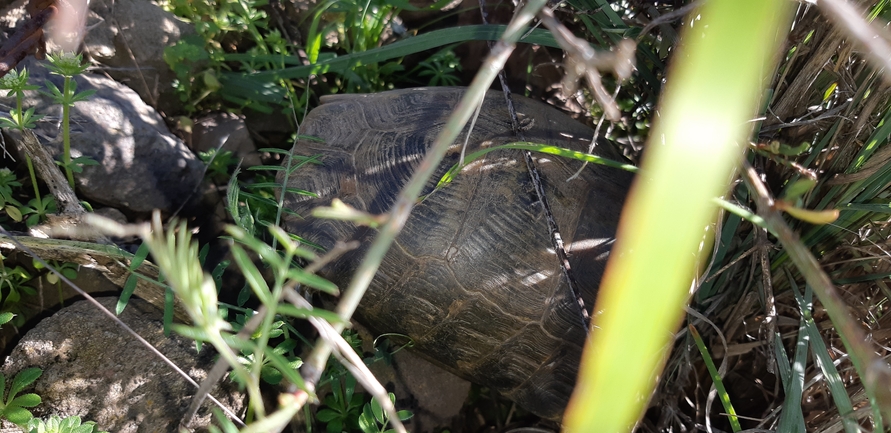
[25,155,37,198]
[62,75,73,188]
[16,85,41,201]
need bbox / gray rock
[0,58,204,214]
[83,0,197,116]
[358,325,470,431]
[1,297,244,433]
[191,112,260,167]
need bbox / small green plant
[316,375,365,433]
[0,167,57,228]
[0,70,57,228]
[162,0,295,114]
[163,34,213,113]
[198,148,238,182]
[25,415,107,433]
[0,367,42,427]
[305,0,405,92]
[0,167,25,223]
[34,260,79,307]
[0,258,37,327]
[229,319,303,386]
[0,68,44,131]
[18,195,57,227]
[410,48,462,86]
[358,393,412,433]
[43,52,97,188]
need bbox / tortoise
[280,87,632,420]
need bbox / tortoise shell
[280,87,631,420]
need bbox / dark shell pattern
[280,87,632,420]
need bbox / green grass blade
[777,268,808,432]
[793,283,860,433]
[222,25,561,83]
[437,142,637,187]
[689,325,741,432]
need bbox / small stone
[191,113,260,167]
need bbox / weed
[42,52,97,188]
[229,319,303,386]
[0,70,58,228]
[0,167,25,223]
[162,0,295,114]
[19,195,57,227]
[358,393,412,433]
[25,415,107,433]
[316,375,365,433]
[33,260,78,308]
[0,68,44,132]
[0,167,57,228]
[410,47,462,87]
[0,367,42,428]
[0,259,36,327]
[198,148,239,182]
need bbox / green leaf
[284,269,339,294]
[61,267,78,280]
[259,364,283,385]
[229,244,271,304]
[72,423,96,433]
[117,274,138,315]
[262,348,305,390]
[6,205,22,222]
[371,396,385,424]
[438,142,636,187]
[10,368,42,398]
[276,304,345,324]
[358,410,376,433]
[315,409,339,423]
[0,311,14,326]
[11,393,41,408]
[325,419,343,433]
[123,235,149,266]
[70,89,96,103]
[782,178,816,201]
[3,406,34,425]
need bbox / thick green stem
[62,76,74,188]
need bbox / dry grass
[642,2,891,432]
